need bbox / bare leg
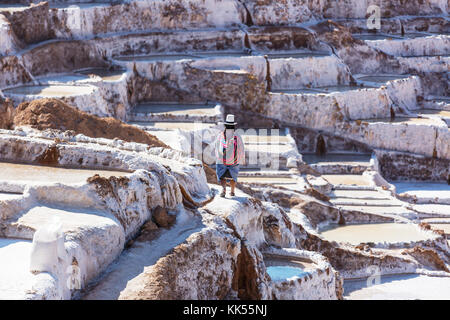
[220,179,226,197]
[230,180,236,196]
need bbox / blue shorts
[216,164,240,182]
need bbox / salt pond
[3,85,95,98]
[320,223,433,245]
[0,162,129,185]
[344,274,450,300]
[267,266,309,281]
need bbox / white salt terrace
[265,51,330,59]
[244,143,292,153]
[271,85,379,95]
[128,102,221,123]
[361,117,443,125]
[355,74,411,84]
[0,5,29,13]
[322,174,372,187]
[238,176,298,185]
[0,192,23,200]
[242,132,291,145]
[330,189,391,200]
[319,223,434,245]
[344,274,450,300]
[0,205,124,299]
[0,162,129,185]
[0,238,33,300]
[361,33,450,57]
[49,3,112,9]
[2,85,96,98]
[0,3,112,11]
[421,217,450,235]
[83,209,204,300]
[427,224,450,235]
[354,32,443,41]
[114,51,331,63]
[413,204,450,216]
[394,182,450,204]
[33,70,127,84]
[129,121,215,131]
[114,54,200,62]
[418,109,450,126]
[423,96,450,111]
[329,197,404,207]
[76,68,127,82]
[325,174,417,217]
[353,34,405,41]
[422,217,450,223]
[0,0,449,301]
[302,153,372,175]
[338,206,415,216]
[11,205,119,237]
[238,169,306,191]
[194,51,251,58]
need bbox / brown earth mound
[13,98,169,148]
[0,98,15,130]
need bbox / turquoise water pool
[267,266,309,281]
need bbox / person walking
[215,114,245,198]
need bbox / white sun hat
[223,114,237,125]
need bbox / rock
[136,220,160,242]
[152,206,176,228]
[142,220,159,232]
[306,174,332,195]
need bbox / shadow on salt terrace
[399,53,450,58]
[112,49,332,62]
[302,153,372,165]
[33,68,128,84]
[0,2,117,11]
[352,32,439,41]
[81,208,206,300]
[113,50,252,62]
[271,84,380,94]
[48,2,113,9]
[0,238,26,250]
[360,116,443,125]
[355,74,411,84]
[392,181,450,198]
[130,101,220,116]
